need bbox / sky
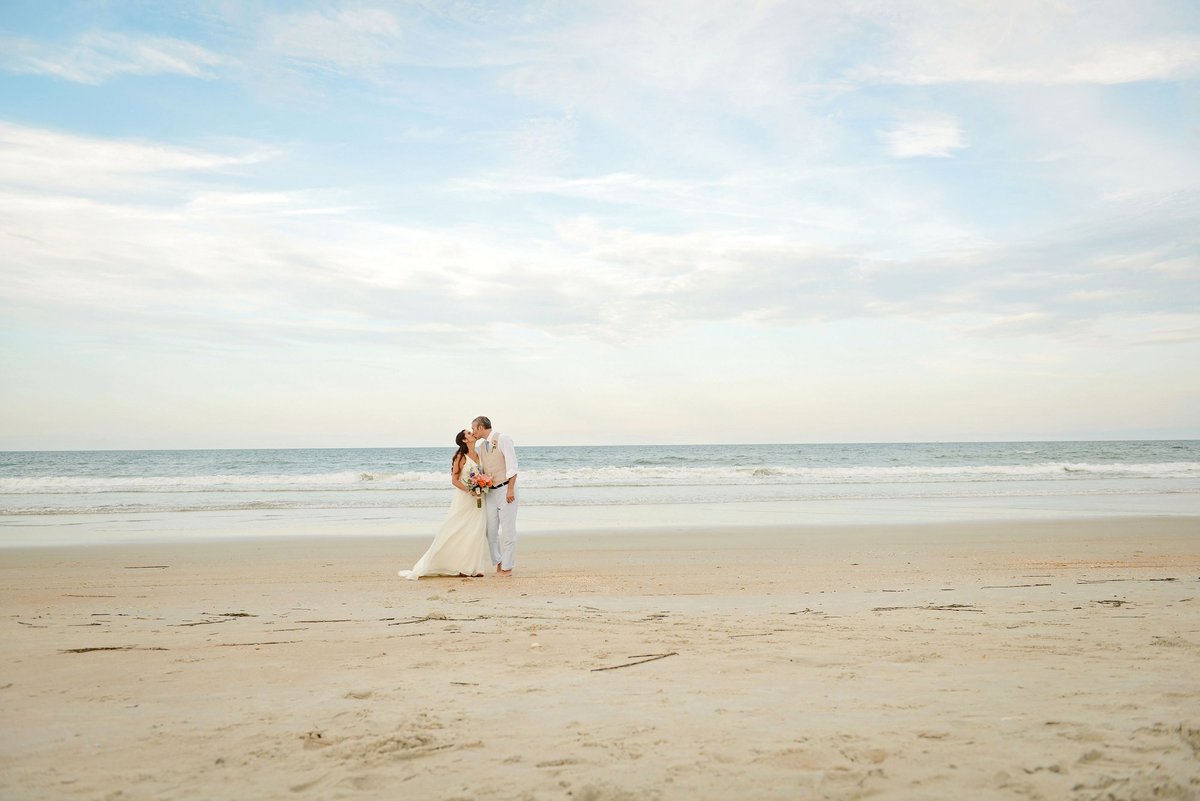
[0,0,1198,449]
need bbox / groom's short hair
[472,416,492,430]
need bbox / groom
[472,416,519,576]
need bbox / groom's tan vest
[478,437,507,484]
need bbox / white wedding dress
[398,459,490,580]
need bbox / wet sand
[2,517,1198,800]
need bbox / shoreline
[2,511,1199,550]
[3,488,1198,548]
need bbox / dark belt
[494,479,510,489]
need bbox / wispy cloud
[258,3,528,77]
[881,114,968,158]
[265,6,404,74]
[848,3,1200,86]
[0,122,276,194]
[1055,37,1200,84]
[0,31,227,84]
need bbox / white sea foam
[0,470,441,494]
[1,461,1198,497]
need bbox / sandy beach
[2,517,1198,800]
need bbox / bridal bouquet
[465,470,494,508]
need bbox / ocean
[2,441,1198,546]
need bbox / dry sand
[2,517,1199,800]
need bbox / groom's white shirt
[477,432,519,481]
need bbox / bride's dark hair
[452,429,469,470]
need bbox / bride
[398,429,491,580]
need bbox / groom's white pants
[484,486,518,570]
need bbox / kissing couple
[398,416,520,580]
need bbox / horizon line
[2,437,1197,454]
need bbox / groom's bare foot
[495,564,502,574]
[497,568,513,576]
